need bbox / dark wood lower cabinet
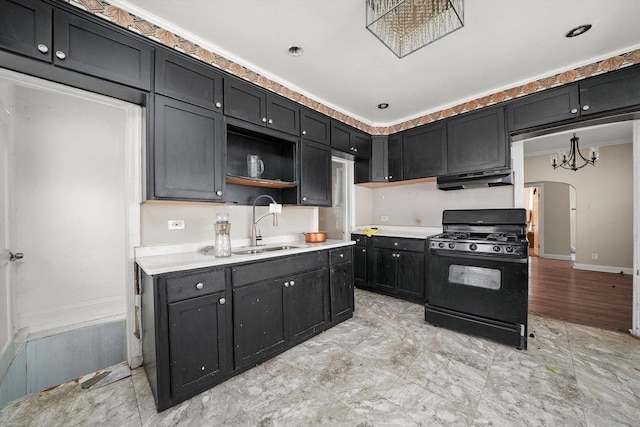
[351,233,426,303]
[140,247,353,412]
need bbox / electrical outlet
[168,220,185,230]
[591,253,598,260]
[381,215,389,222]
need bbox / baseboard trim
[573,263,633,275]
[540,254,573,261]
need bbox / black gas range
[425,209,529,349]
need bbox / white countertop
[136,239,354,276]
[351,225,442,239]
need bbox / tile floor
[1,289,639,426]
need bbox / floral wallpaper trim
[66,0,640,136]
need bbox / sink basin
[232,244,308,255]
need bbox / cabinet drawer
[330,247,351,265]
[372,236,426,252]
[166,269,226,303]
[351,234,367,246]
[232,251,328,287]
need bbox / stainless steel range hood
[437,168,513,191]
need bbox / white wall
[141,202,318,246]
[356,180,514,227]
[525,143,633,269]
[9,85,128,334]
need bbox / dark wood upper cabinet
[507,85,579,132]
[153,95,224,201]
[299,139,331,206]
[224,78,299,135]
[369,135,388,182]
[300,108,331,145]
[53,9,151,90]
[330,120,371,158]
[446,106,508,175]
[0,0,52,62]
[402,122,447,179]
[579,66,640,117]
[155,48,224,111]
[387,133,403,182]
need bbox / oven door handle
[429,250,528,264]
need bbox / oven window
[448,265,501,290]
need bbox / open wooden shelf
[226,174,297,189]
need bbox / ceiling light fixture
[550,133,599,171]
[288,46,303,56]
[366,0,464,58]
[565,24,592,38]
[377,103,389,109]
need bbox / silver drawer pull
[195,282,204,290]
[55,50,66,60]
[290,280,295,286]
[37,44,49,53]
[215,101,222,108]
[284,281,289,287]
[219,297,226,305]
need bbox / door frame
[0,68,143,366]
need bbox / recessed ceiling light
[377,103,389,109]
[565,24,592,38]
[288,46,303,56]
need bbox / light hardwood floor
[528,256,633,332]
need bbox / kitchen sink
[232,244,308,255]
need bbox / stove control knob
[448,242,455,249]
[469,243,477,251]
[493,245,501,252]
[438,242,445,248]
[506,246,514,253]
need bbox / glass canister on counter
[214,212,232,257]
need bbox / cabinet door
[233,279,286,369]
[153,95,224,201]
[387,133,403,182]
[507,85,579,132]
[352,130,372,158]
[330,120,352,153]
[266,94,299,135]
[370,135,388,182]
[286,268,330,345]
[330,262,353,323]
[223,78,266,126]
[396,251,425,302]
[353,245,368,286]
[354,158,370,184]
[372,248,396,291]
[447,106,508,174]
[155,48,224,111]
[579,66,640,117]
[0,0,51,62]
[53,10,151,90]
[300,108,331,145]
[299,139,331,206]
[402,122,447,179]
[168,292,229,399]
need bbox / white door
[0,69,142,363]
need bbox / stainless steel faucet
[251,194,279,246]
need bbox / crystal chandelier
[366,0,464,58]
[551,133,599,171]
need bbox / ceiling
[111,0,640,128]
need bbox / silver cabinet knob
[302,196,307,202]
[340,253,344,258]
[268,119,273,124]
[55,51,66,60]
[384,176,388,180]
[302,130,307,135]
[216,190,222,196]
[219,297,226,305]
[394,242,398,246]
[215,101,222,108]
[201,366,205,371]
[37,44,49,53]
[290,280,295,286]
[582,105,590,111]
[262,117,267,123]
[362,249,366,253]
[195,282,204,290]
[284,281,290,287]
[570,108,578,114]
[388,175,393,179]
